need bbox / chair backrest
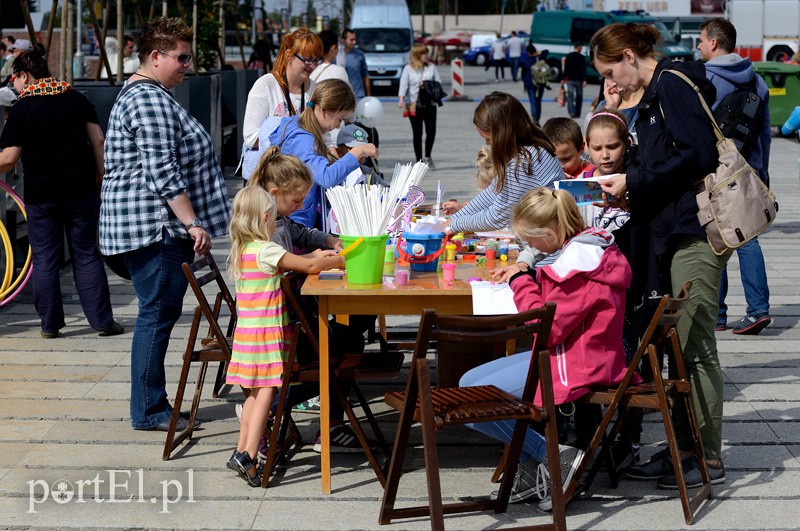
[412,304,557,402]
[181,254,237,354]
[279,272,321,356]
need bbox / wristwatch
[185,217,204,230]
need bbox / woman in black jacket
[590,23,730,489]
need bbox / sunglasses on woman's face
[293,53,323,66]
[158,50,193,65]
[8,73,17,83]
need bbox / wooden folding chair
[267,273,399,487]
[162,254,237,461]
[563,280,712,524]
[379,305,566,531]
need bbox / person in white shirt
[310,30,350,85]
[398,43,443,167]
[507,31,524,82]
[490,33,507,82]
[99,35,140,78]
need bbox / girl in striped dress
[226,186,343,486]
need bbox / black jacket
[627,58,718,256]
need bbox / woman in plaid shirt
[99,18,231,432]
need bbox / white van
[350,0,414,92]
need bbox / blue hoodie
[704,54,771,182]
[269,116,360,230]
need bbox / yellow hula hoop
[0,180,32,304]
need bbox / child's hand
[441,200,465,215]
[311,249,338,258]
[351,143,379,161]
[489,262,528,284]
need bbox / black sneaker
[227,449,242,472]
[624,447,673,480]
[657,456,726,489]
[232,450,262,487]
[489,458,549,504]
[732,313,771,335]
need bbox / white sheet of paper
[471,281,519,315]
[345,168,364,188]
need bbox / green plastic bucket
[341,234,388,284]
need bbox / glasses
[8,73,17,83]
[158,50,193,65]
[293,53,323,67]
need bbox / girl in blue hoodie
[268,78,378,231]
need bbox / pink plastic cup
[442,263,457,284]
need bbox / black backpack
[712,76,765,160]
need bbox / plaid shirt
[99,82,231,255]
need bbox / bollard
[447,58,470,102]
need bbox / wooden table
[302,263,491,494]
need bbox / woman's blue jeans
[718,237,770,321]
[125,232,195,429]
[459,351,548,464]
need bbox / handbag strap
[658,69,725,143]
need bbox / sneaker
[657,456,726,489]
[98,321,125,336]
[422,156,436,170]
[292,396,320,414]
[312,425,362,454]
[714,320,727,332]
[732,313,771,335]
[537,445,585,512]
[624,447,673,480]
[235,403,243,423]
[231,450,262,487]
[41,330,59,339]
[226,449,242,472]
[489,458,549,504]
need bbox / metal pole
[74,0,84,78]
[117,0,123,81]
[65,2,74,83]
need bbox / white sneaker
[537,445,584,512]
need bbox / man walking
[507,31,524,82]
[562,43,586,118]
[699,18,773,335]
[339,28,370,98]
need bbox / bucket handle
[396,233,451,264]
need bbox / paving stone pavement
[1,65,800,530]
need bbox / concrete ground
[1,65,800,529]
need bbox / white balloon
[355,97,384,128]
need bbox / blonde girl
[269,78,378,230]
[398,43,443,164]
[443,92,563,234]
[226,186,342,486]
[442,146,495,215]
[460,187,631,508]
[584,109,631,232]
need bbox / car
[463,31,529,66]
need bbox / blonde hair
[475,146,495,190]
[511,188,585,246]
[298,78,356,158]
[247,146,313,195]
[228,186,278,280]
[409,43,429,69]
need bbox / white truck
[728,0,800,62]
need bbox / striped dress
[226,240,289,389]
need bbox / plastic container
[445,243,456,261]
[442,262,456,284]
[486,249,496,260]
[396,231,446,272]
[341,234,388,284]
[395,268,410,286]
[753,62,800,125]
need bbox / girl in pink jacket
[460,187,632,510]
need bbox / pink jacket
[510,227,632,405]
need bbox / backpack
[712,76,764,160]
[661,69,778,256]
[532,59,550,86]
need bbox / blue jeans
[566,80,583,118]
[26,193,115,333]
[526,85,545,125]
[460,351,548,464]
[509,56,520,80]
[125,231,195,429]
[718,237,770,321]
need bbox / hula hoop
[0,179,32,306]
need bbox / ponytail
[299,78,356,158]
[247,145,313,194]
